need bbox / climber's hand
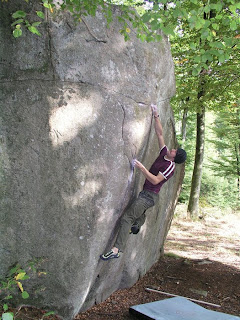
[133,159,145,170]
[151,103,158,117]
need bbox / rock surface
[0,3,184,319]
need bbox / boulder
[0,3,184,319]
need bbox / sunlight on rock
[141,223,147,238]
[101,60,121,82]
[130,247,137,260]
[97,208,115,224]
[62,180,102,207]
[112,33,129,52]
[49,94,102,147]
[127,119,148,148]
[76,281,92,313]
[97,191,115,223]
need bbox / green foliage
[200,170,239,209]
[174,106,240,210]
[1,312,14,320]
[42,311,56,318]
[143,0,240,72]
[207,105,240,203]
[7,0,240,70]
[169,0,240,215]
[0,259,53,320]
[0,264,30,320]
[11,8,44,38]
[173,109,196,203]
[0,264,30,299]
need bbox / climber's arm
[151,104,165,150]
[134,160,165,185]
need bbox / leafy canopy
[7,0,240,72]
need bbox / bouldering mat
[129,297,240,320]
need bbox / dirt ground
[6,205,240,319]
[75,205,240,320]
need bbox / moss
[37,62,50,74]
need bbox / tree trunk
[187,106,205,218]
[237,108,240,199]
[236,141,240,199]
[181,107,188,147]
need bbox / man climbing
[100,104,187,260]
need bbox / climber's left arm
[134,159,164,185]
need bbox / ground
[75,205,240,320]
[4,205,240,319]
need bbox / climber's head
[174,148,187,164]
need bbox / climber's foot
[130,223,140,234]
[100,248,120,261]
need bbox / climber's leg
[100,190,157,261]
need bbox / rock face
[0,3,184,319]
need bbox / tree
[209,104,240,201]
[6,1,240,57]
[168,0,240,218]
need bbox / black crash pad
[129,297,240,320]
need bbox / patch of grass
[164,252,182,259]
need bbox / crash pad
[129,297,240,320]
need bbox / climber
[100,104,187,261]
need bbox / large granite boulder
[0,3,184,319]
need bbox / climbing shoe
[100,250,120,261]
[131,223,140,234]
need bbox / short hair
[174,148,187,164]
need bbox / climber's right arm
[151,104,165,150]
